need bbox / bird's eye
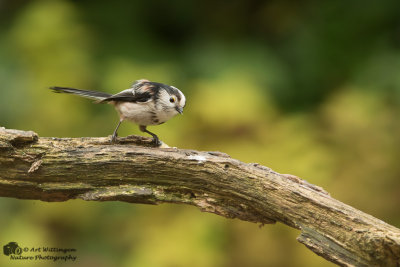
[169,97,176,103]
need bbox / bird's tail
[50,87,112,101]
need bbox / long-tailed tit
[50,79,186,146]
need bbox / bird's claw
[152,137,161,147]
[110,133,118,143]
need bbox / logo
[3,242,22,256]
[2,242,77,262]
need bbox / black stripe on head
[171,86,182,101]
[148,82,181,99]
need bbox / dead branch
[0,127,399,266]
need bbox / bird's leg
[139,125,161,146]
[111,119,123,143]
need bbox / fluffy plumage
[50,79,186,145]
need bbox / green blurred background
[1,0,400,266]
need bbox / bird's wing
[101,88,153,103]
[131,79,150,88]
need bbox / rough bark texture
[0,127,399,266]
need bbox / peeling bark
[0,127,399,266]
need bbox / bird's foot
[152,136,161,147]
[110,133,118,143]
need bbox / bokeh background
[1,0,400,266]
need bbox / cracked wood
[0,127,399,266]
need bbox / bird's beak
[176,106,183,114]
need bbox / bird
[50,79,186,146]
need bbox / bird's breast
[113,102,176,126]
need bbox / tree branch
[0,127,399,266]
